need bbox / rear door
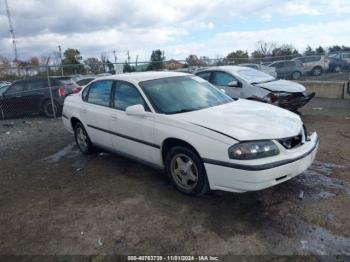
[109,80,157,164]
[80,80,115,150]
[25,79,48,113]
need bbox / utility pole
[58,45,64,76]
[112,50,117,63]
[135,55,138,68]
[127,50,130,63]
[4,0,19,72]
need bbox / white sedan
[62,72,318,196]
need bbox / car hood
[256,79,305,92]
[171,99,303,141]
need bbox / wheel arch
[70,117,81,129]
[161,138,202,165]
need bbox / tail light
[58,87,66,97]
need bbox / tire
[42,100,61,118]
[165,146,209,196]
[311,66,323,76]
[74,122,94,154]
[291,71,301,80]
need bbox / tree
[303,46,314,56]
[62,48,85,74]
[123,61,135,73]
[106,59,115,74]
[185,54,206,67]
[315,46,325,54]
[251,41,276,58]
[226,50,249,64]
[271,44,299,58]
[328,45,342,53]
[84,57,103,74]
[147,49,165,70]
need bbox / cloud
[0,0,349,61]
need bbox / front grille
[278,133,303,149]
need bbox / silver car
[194,65,314,112]
[292,55,329,76]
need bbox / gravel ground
[0,98,349,261]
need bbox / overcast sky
[1,0,350,63]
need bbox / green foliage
[226,50,249,64]
[147,50,165,70]
[123,61,135,73]
[62,48,85,74]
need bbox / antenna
[4,0,18,62]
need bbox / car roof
[194,65,255,74]
[96,71,191,83]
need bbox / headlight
[262,93,277,103]
[228,140,280,160]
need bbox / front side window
[6,82,27,95]
[195,71,211,81]
[87,81,113,106]
[140,76,232,114]
[114,82,146,111]
[211,72,235,86]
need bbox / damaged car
[62,72,318,196]
[195,66,315,112]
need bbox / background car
[239,63,277,78]
[194,66,314,112]
[267,60,304,80]
[292,55,329,76]
[72,75,97,87]
[328,52,350,66]
[326,56,349,72]
[0,77,77,119]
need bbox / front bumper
[277,92,315,111]
[204,132,318,193]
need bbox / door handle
[110,114,118,120]
[81,109,87,113]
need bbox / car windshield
[140,76,233,114]
[0,85,9,95]
[236,68,275,84]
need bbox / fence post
[46,64,56,119]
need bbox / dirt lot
[0,98,350,260]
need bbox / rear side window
[86,81,113,106]
[196,71,211,81]
[77,78,94,86]
[211,71,235,86]
[27,79,48,90]
[114,82,146,111]
[285,61,296,67]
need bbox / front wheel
[291,71,302,80]
[165,146,209,196]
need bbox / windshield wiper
[170,107,206,114]
[251,79,276,85]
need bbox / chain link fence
[0,53,349,134]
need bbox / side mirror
[125,104,146,116]
[228,80,240,87]
[220,89,226,94]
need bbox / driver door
[109,81,158,164]
[211,71,242,98]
